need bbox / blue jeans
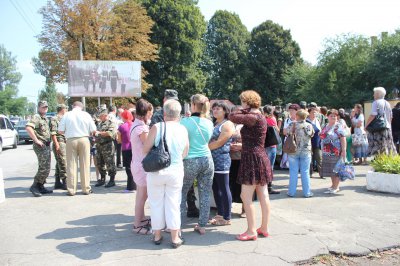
[288,153,312,197]
[265,147,277,170]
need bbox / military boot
[105,176,116,188]
[60,178,67,190]
[30,183,42,197]
[38,183,53,194]
[95,176,106,187]
[54,175,64,190]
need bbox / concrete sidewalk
[0,145,399,265]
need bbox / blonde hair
[239,90,261,109]
[191,94,210,118]
[296,109,309,121]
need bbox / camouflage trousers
[96,141,116,178]
[53,142,67,180]
[33,143,51,184]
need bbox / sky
[1,0,400,103]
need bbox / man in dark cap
[50,104,69,190]
[94,108,117,188]
[149,89,179,127]
[26,100,53,197]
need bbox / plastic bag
[333,158,355,181]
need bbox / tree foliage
[248,20,301,104]
[282,61,316,104]
[39,83,58,112]
[141,0,207,106]
[0,44,22,92]
[313,35,372,107]
[366,33,400,91]
[35,0,158,89]
[204,10,250,102]
[0,45,29,115]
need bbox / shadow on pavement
[36,214,234,260]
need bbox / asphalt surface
[0,143,399,266]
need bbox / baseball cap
[38,100,48,107]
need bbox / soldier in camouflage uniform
[26,100,53,197]
[50,104,68,190]
[94,108,117,188]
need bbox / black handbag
[265,126,281,147]
[142,122,171,172]
[366,106,387,133]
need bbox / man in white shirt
[59,101,97,196]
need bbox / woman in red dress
[229,90,273,241]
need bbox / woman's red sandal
[256,228,269,237]
[236,232,257,241]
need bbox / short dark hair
[108,105,117,112]
[327,109,339,117]
[135,99,153,117]
[211,101,230,119]
[263,105,274,116]
[320,106,328,115]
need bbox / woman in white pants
[143,99,189,248]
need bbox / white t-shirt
[153,121,188,173]
[59,108,96,139]
[283,117,295,130]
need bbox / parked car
[15,120,31,143]
[9,116,21,126]
[0,114,18,153]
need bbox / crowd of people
[25,86,399,248]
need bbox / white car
[0,115,18,153]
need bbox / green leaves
[370,153,400,174]
[142,0,207,103]
[204,10,250,103]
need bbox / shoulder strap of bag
[130,125,140,138]
[161,121,169,152]
[189,117,207,144]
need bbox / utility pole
[79,40,86,111]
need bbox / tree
[0,44,22,92]
[0,45,28,115]
[39,83,58,112]
[282,61,316,104]
[366,32,400,92]
[141,0,207,105]
[248,20,301,104]
[311,34,372,108]
[35,0,158,89]
[204,10,250,102]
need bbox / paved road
[0,144,399,265]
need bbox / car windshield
[16,120,28,127]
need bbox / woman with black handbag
[143,100,189,248]
[365,87,397,156]
[263,105,280,194]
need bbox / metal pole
[110,97,112,107]
[98,97,101,108]
[80,40,86,111]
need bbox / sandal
[212,218,231,226]
[132,224,152,235]
[256,228,269,237]
[152,235,163,245]
[194,224,206,235]
[209,215,223,224]
[239,212,246,218]
[236,232,257,241]
[171,237,185,249]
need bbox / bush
[370,153,400,174]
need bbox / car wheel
[12,136,18,149]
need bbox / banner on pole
[68,60,141,97]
